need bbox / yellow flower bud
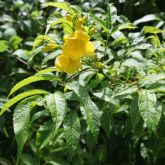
[42,42,57,52]
[82,16,87,23]
[89,27,96,35]
[66,15,72,22]
[75,20,84,30]
[96,62,105,69]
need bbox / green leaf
[46,92,66,130]
[36,67,56,74]
[0,40,8,52]
[93,87,119,105]
[153,86,165,93]
[139,74,165,88]
[13,96,40,164]
[114,85,138,98]
[41,2,75,14]
[91,15,108,33]
[21,153,38,165]
[147,35,160,47]
[0,157,12,165]
[63,112,80,151]
[144,26,164,34]
[138,90,162,132]
[13,49,31,60]
[133,14,159,25]
[9,35,22,48]
[33,35,54,50]
[0,89,48,115]
[118,23,137,31]
[106,3,117,29]
[45,18,71,34]
[8,73,59,97]
[67,82,101,137]
[42,50,61,65]
[130,95,141,131]
[40,92,67,149]
[101,109,111,138]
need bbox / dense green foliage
[0,0,165,165]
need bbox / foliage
[0,0,165,165]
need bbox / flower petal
[84,41,95,56]
[63,38,85,60]
[55,55,69,72]
[64,58,81,74]
[75,29,90,42]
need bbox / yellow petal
[55,57,63,72]
[75,29,90,42]
[64,58,81,74]
[84,41,95,56]
[55,55,69,72]
[55,54,81,74]
[58,55,69,67]
[63,38,85,60]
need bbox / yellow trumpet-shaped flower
[62,29,95,60]
[55,54,81,74]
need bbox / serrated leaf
[67,82,101,137]
[42,2,75,14]
[46,92,66,129]
[138,90,162,132]
[13,96,40,164]
[0,89,48,115]
[40,92,67,149]
[8,73,59,97]
[63,112,80,151]
[130,95,141,131]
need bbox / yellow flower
[55,54,81,74]
[42,42,57,52]
[75,20,84,30]
[75,17,87,30]
[62,29,95,60]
